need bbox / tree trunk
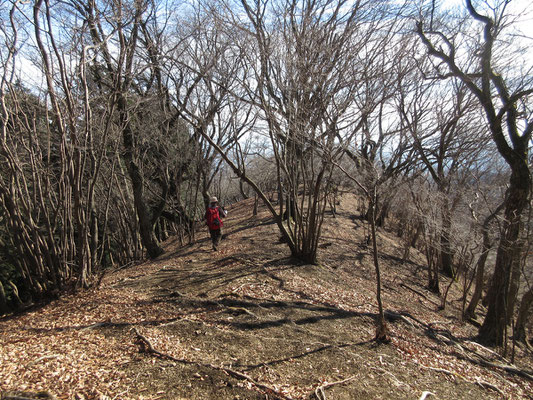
[133,171,164,259]
[253,194,258,216]
[416,0,533,347]
[423,225,440,295]
[0,280,7,315]
[369,194,389,342]
[282,195,296,221]
[464,247,490,320]
[410,222,422,248]
[514,286,533,346]
[428,271,440,294]
[239,180,249,200]
[118,96,164,259]
[439,201,455,278]
[7,281,22,309]
[479,166,531,346]
[506,255,522,323]
[465,202,503,320]
[375,199,389,228]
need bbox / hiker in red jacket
[205,196,227,251]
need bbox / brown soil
[1,195,532,399]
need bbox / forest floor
[1,194,532,400]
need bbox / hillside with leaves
[1,195,532,400]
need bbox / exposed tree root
[400,283,436,305]
[418,391,435,400]
[384,310,415,328]
[132,327,294,400]
[375,321,391,343]
[468,357,533,382]
[370,366,410,389]
[417,360,506,396]
[313,376,356,400]
[387,310,533,382]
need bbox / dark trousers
[209,228,222,249]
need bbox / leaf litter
[1,195,532,399]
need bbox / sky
[4,0,533,91]
[445,0,533,38]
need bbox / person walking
[205,196,227,251]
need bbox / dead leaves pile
[0,287,179,399]
[1,196,533,399]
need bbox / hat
[210,196,218,203]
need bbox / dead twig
[471,358,533,382]
[465,340,512,363]
[26,354,61,368]
[418,364,458,381]
[370,366,410,389]
[231,283,249,293]
[313,376,356,400]
[435,334,533,382]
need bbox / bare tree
[161,2,252,208]
[514,184,533,347]
[199,0,397,264]
[69,0,169,258]
[0,0,112,301]
[464,192,505,321]
[397,54,490,280]
[70,0,216,258]
[417,0,533,345]
[334,160,390,342]
[514,286,533,349]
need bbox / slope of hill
[1,195,532,399]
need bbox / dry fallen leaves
[1,197,532,400]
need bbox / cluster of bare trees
[0,0,532,347]
[0,0,225,306]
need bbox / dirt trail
[1,196,532,399]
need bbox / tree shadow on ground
[240,339,375,371]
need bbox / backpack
[206,207,223,230]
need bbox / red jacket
[205,206,226,230]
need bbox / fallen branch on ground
[384,310,416,328]
[465,340,512,364]
[400,283,439,306]
[434,334,533,382]
[387,310,533,382]
[474,378,507,396]
[416,362,505,396]
[1,392,57,400]
[417,364,458,381]
[226,306,258,318]
[132,327,294,400]
[471,357,533,382]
